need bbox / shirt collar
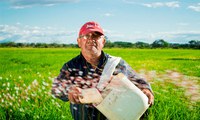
[80,51,108,68]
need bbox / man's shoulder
[107,54,121,59]
[105,54,128,68]
[64,54,82,67]
[107,55,126,67]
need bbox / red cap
[79,21,104,36]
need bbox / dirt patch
[137,69,200,103]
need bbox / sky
[0,0,200,44]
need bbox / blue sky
[0,0,200,44]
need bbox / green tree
[113,41,133,48]
[151,39,169,48]
[134,42,150,48]
[189,40,200,49]
[104,36,114,48]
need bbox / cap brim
[81,29,104,36]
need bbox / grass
[0,48,199,120]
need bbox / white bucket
[95,73,149,120]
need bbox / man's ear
[77,38,81,48]
[103,38,106,45]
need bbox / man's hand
[68,86,82,104]
[142,88,154,106]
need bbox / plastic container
[95,73,149,120]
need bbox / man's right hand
[68,86,82,104]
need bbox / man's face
[77,32,105,55]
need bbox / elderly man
[52,21,154,120]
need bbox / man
[52,21,154,120]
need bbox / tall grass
[0,48,199,120]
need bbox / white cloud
[122,0,137,4]
[165,1,180,8]
[103,13,113,17]
[12,6,30,9]
[177,22,189,26]
[188,3,200,12]
[123,1,180,8]
[0,24,77,44]
[140,31,200,43]
[7,0,79,9]
[143,2,163,8]
[107,30,200,44]
[142,1,180,8]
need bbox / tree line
[0,39,199,49]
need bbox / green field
[0,48,200,120]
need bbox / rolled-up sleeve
[51,64,72,102]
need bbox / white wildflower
[31,93,36,97]
[51,95,56,99]
[51,77,54,82]
[38,89,42,93]
[26,97,30,102]
[7,83,10,87]
[55,102,60,108]
[19,108,24,112]
[6,87,9,91]
[16,90,19,95]
[42,81,48,86]
[14,87,19,90]
[32,79,38,86]
[27,86,31,90]
[9,102,13,106]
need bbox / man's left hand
[142,88,154,106]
